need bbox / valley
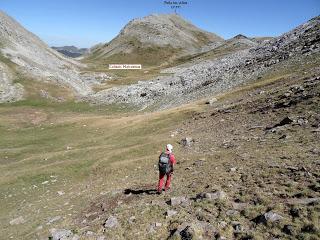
[0,9,319,240]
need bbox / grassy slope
[0,53,319,239]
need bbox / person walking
[157,144,176,194]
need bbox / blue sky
[0,0,319,48]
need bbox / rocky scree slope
[0,11,93,102]
[91,16,320,109]
[85,13,224,64]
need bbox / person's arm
[170,154,176,172]
[170,154,176,165]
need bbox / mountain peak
[233,34,248,40]
[86,13,224,66]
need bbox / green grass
[0,92,197,239]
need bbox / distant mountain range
[51,46,88,58]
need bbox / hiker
[157,144,176,194]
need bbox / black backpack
[158,152,171,174]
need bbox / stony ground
[39,67,319,240]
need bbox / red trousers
[158,172,172,192]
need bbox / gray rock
[49,228,73,240]
[47,216,62,225]
[226,209,239,216]
[198,191,227,201]
[283,224,295,235]
[97,236,106,240]
[9,216,25,225]
[254,211,283,224]
[170,196,190,206]
[166,210,178,217]
[104,215,119,228]
[181,137,194,147]
[154,222,162,227]
[128,216,136,224]
[170,221,216,239]
[206,98,218,105]
[264,211,283,222]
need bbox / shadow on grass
[124,188,158,195]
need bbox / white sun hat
[166,144,173,152]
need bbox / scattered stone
[171,225,194,240]
[9,216,25,225]
[290,85,304,93]
[226,209,239,216]
[179,226,194,240]
[170,196,190,206]
[166,210,178,217]
[264,211,283,222]
[231,221,243,233]
[47,216,61,225]
[253,211,283,224]
[218,221,228,229]
[36,225,43,231]
[232,202,248,211]
[296,118,308,125]
[230,167,237,172]
[85,231,95,236]
[57,191,65,196]
[128,216,136,224]
[171,221,216,239]
[155,222,162,227]
[310,148,320,155]
[206,98,218,105]
[148,224,156,234]
[283,225,295,235]
[197,191,227,201]
[49,228,73,240]
[104,215,119,228]
[181,137,194,147]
